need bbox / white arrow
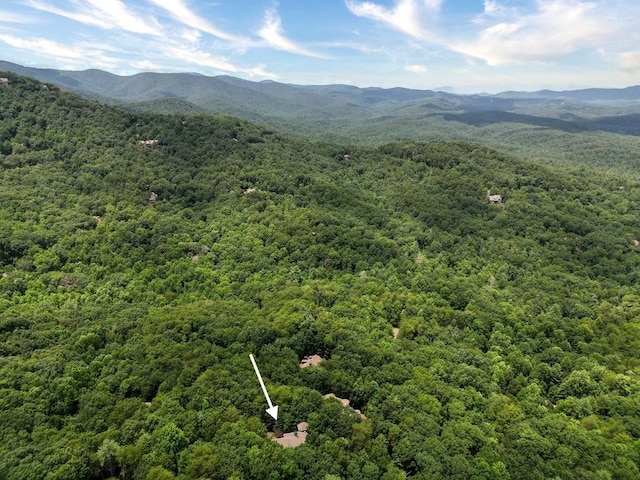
[249,354,279,420]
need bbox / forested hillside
[2,72,640,480]
[4,61,640,175]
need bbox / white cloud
[405,64,427,73]
[246,64,274,79]
[147,0,245,43]
[346,0,638,73]
[0,33,111,62]
[177,28,201,44]
[481,0,509,16]
[317,40,387,56]
[0,9,37,24]
[131,59,162,71]
[86,0,161,35]
[620,50,640,73]
[26,0,162,36]
[258,8,326,58]
[16,0,275,80]
[163,45,274,78]
[453,1,610,65]
[164,46,239,71]
[345,0,441,40]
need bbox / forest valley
[2,72,640,480]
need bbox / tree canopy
[2,71,640,479]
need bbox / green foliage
[1,72,640,479]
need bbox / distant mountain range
[3,60,640,171]
[495,86,640,102]
[3,60,639,116]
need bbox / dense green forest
[121,93,640,176]
[4,61,640,176]
[2,72,640,480]
[122,95,640,176]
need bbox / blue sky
[1,0,639,93]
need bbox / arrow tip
[266,405,279,420]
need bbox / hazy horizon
[1,1,639,94]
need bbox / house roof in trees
[323,394,367,419]
[273,430,308,448]
[139,139,158,148]
[299,355,324,368]
[323,393,350,407]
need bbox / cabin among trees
[323,393,367,419]
[299,355,324,368]
[139,139,159,148]
[0,78,9,86]
[487,190,502,203]
[271,422,309,448]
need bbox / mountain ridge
[3,60,640,174]
[3,60,639,104]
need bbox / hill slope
[2,72,640,479]
[3,61,640,173]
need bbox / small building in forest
[0,78,9,86]
[299,355,324,368]
[324,393,367,419]
[323,393,350,407]
[272,422,309,448]
[139,139,159,148]
[487,190,502,204]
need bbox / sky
[1,0,639,93]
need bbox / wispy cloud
[0,9,37,24]
[317,40,387,56]
[16,0,275,79]
[454,1,609,65]
[346,0,635,71]
[26,0,162,35]
[481,0,507,16]
[345,0,441,40]
[130,59,162,71]
[620,50,640,73]
[164,46,239,71]
[0,32,113,62]
[258,7,327,58]
[163,45,274,78]
[405,64,427,73]
[147,0,245,43]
